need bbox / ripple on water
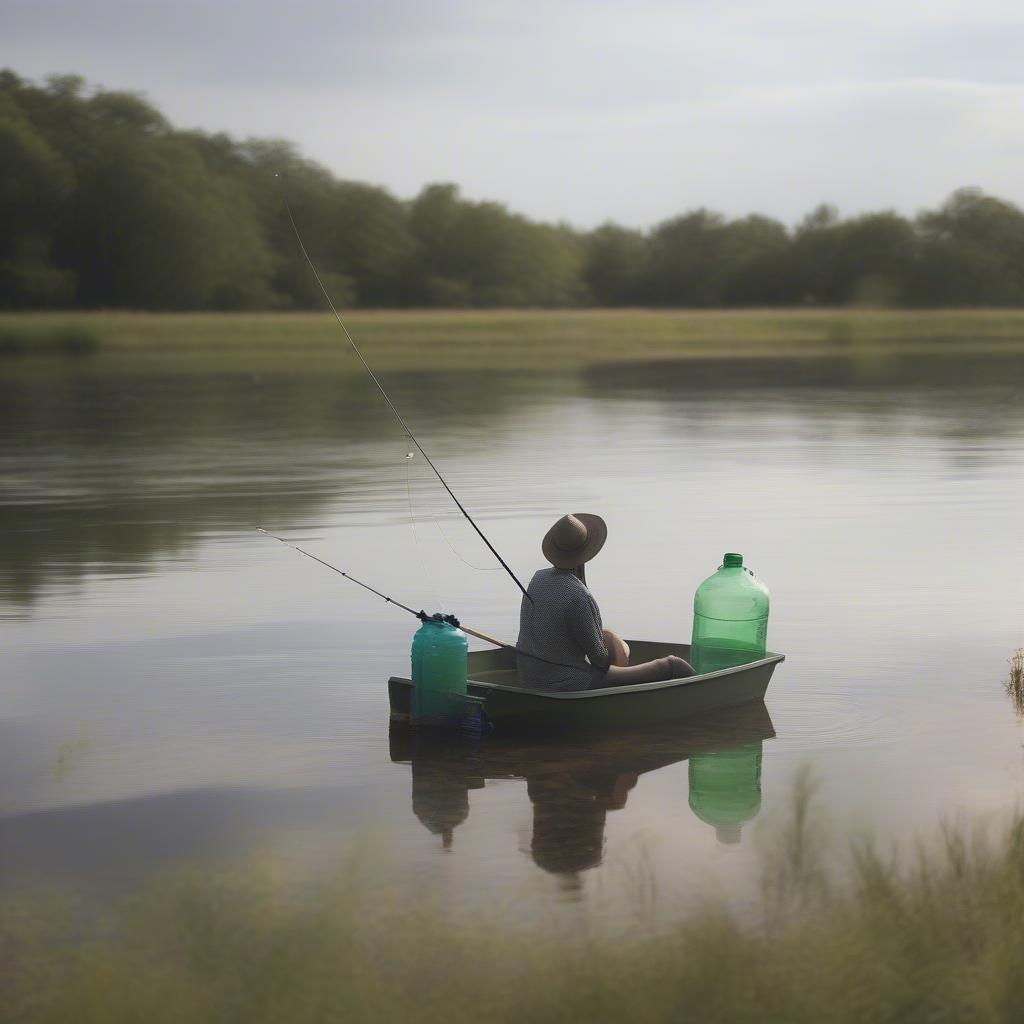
[767,688,903,753]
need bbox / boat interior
[466,639,694,687]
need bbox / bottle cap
[723,552,743,568]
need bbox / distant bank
[4,309,1024,374]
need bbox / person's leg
[594,655,695,688]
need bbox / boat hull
[388,640,784,733]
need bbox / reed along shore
[6,777,1024,1024]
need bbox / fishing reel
[416,610,461,628]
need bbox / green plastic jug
[688,740,764,844]
[411,615,468,723]
[691,552,769,674]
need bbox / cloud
[3,0,1024,225]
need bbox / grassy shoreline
[6,778,1024,1023]
[4,309,1024,373]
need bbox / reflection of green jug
[688,740,763,844]
[691,553,769,674]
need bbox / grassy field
[6,775,1024,1024]
[4,309,1024,373]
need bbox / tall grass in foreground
[4,771,1024,1024]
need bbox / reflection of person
[517,513,694,691]
[527,769,639,875]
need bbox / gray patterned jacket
[516,567,610,692]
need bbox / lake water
[3,350,1024,921]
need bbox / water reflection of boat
[390,700,776,875]
[389,641,784,734]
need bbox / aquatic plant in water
[1005,648,1024,717]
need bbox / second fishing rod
[257,528,582,671]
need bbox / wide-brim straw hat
[542,513,607,569]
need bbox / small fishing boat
[389,639,784,733]
[270,217,785,736]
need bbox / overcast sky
[4,0,1024,228]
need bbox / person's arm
[602,629,630,667]
[567,589,611,671]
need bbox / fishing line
[277,179,532,605]
[257,528,585,671]
[402,440,446,611]
[257,527,424,618]
[411,453,502,572]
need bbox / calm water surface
[3,352,1024,920]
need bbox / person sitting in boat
[517,513,694,691]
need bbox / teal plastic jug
[411,616,468,723]
[688,740,764,844]
[691,553,769,674]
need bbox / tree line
[4,70,1024,311]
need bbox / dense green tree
[792,207,917,306]
[719,215,794,306]
[407,183,473,304]
[834,212,917,306]
[0,84,76,306]
[645,210,731,306]
[519,222,587,307]
[584,224,648,305]
[789,204,843,305]
[3,68,1024,311]
[406,184,584,306]
[63,123,271,309]
[912,189,1024,306]
[324,182,415,305]
[2,74,276,309]
[231,138,351,307]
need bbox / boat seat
[469,669,523,687]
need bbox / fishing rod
[277,179,532,606]
[258,528,586,670]
[256,528,508,648]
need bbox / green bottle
[688,741,764,844]
[411,616,468,723]
[691,553,769,674]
